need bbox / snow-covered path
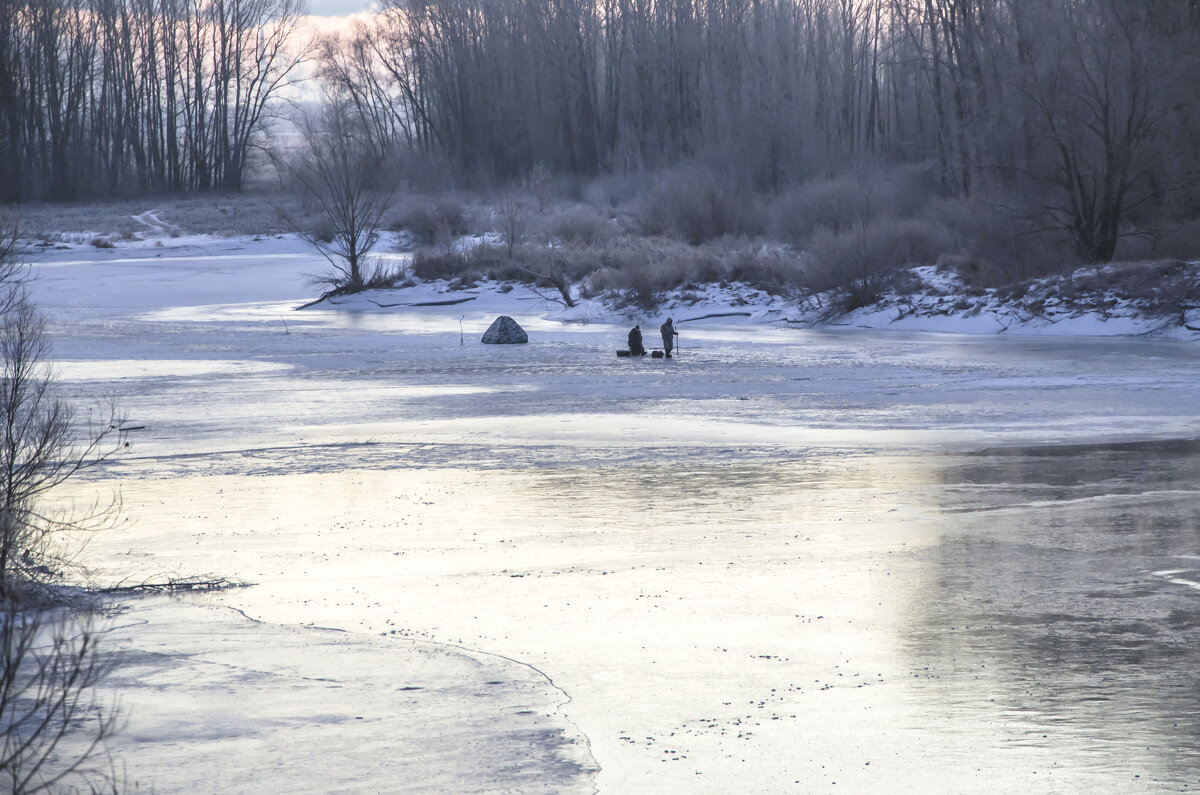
[27,235,1200,792]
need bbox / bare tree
[0,222,27,319]
[1022,0,1158,261]
[314,23,414,157]
[0,300,126,599]
[0,218,126,597]
[207,0,313,191]
[1,608,119,794]
[0,0,310,200]
[513,252,578,308]
[528,162,554,213]
[289,102,399,294]
[494,195,529,260]
[0,223,123,794]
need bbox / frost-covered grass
[9,193,305,243]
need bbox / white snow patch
[453,232,503,252]
[1152,569,1200,593]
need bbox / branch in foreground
[96,575,251,595]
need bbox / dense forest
[0,0,307,199]
[3,0,1200,266]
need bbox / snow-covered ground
[835,263,1200,338]
[315,252,1200,340]
[23,230,1200,793]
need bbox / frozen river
[28,237,1200,792]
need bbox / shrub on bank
[806,217,953,310]
[411,233,805,310]
[769,163,936,245]
[1068,259,1199,321]
[542,205,616,246]
[411,247,470,281]
[726,248,806,295]
[772,172,885,243]
[394,197,471,246]
[928,195,1078,290]
[636,169,764,244]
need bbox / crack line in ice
[940,490,1200,514]
[221,604,601,792]
[428,636,601,795]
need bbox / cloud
[299,8,378,36]
[305,0,377,21]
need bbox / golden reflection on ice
[73,454,949,793]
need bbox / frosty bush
[582,172,646,209]
[494,196,530,258]
[577,239,713,309]
[637,169,764,244]
[770,164,938,246]
[1068,260,1199,322]
[929,195,1078,289]
[361,260,409,291]
[726,248,805,296]
[772,171,888,244]
[305,216,336,244]
[807,217,953,310]
[411,248,473,282]
[394,198,470,246]
[411,243,532,284]
[544,206,615,246]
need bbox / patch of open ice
[54,359,291,381]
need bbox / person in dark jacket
[628,324,646,356]
[660,318,679,357]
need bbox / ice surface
[92,598,595,793]
[26,233,1200,793]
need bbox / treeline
[5,0,1200,264]
[322,0,1200,261]
[0,0,307,202]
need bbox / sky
[307,0,375,17]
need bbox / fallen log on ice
[370,296,477,308]
[677,311,752,323]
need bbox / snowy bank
[308,253,1200,341]
[20,228,1199,339]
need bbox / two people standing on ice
[626,318,679,357]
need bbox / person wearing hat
[628,324,647,356]
[660,318,679,358]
